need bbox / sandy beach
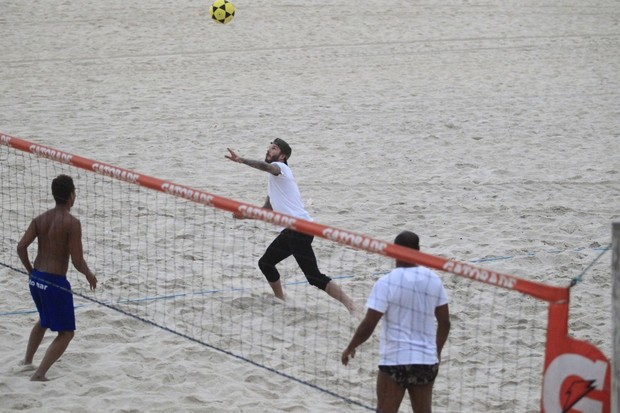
[1,0,619,412]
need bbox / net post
[613,222,620,413]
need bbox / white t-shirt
[367,266,449,366]
[267,162,312,222]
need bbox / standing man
[17,174,97,381]
[225,139,356,314]
[341,231,450,413]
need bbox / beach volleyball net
[0,133,611,412]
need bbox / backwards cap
[272,138,292,160]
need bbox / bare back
[17,178,97,294]
[32,207,80,276]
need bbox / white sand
[1,0,619,412]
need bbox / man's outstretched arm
[225,148,280,175]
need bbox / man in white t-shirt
[225,139,355,314]
[341,231,450,413]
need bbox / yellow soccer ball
[210,0,235,24]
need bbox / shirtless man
[17,174,97,381]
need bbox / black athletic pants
[258,229,332,290]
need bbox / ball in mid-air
[210,0,235,24]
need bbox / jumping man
[226,139,356,314]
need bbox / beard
[265,153,275,163]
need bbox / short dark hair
[52,174,75,205]
[394,230,420,250]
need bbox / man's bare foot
[345,300,360,317]
[30,372,48,382]
[12,362,36,373]
[348,301,365,322]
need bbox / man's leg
[376,370,407,413]
[407,383,434,413]
[268,280,285,300]
[24,320,46,365]
[289,231,356,313]
[258,231,292,300]
[325,281,356,315]
[31,330,74,381]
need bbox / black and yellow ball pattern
[210,0,235,24]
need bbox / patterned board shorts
[379,363,439,388]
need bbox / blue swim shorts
[29,269,75,331]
